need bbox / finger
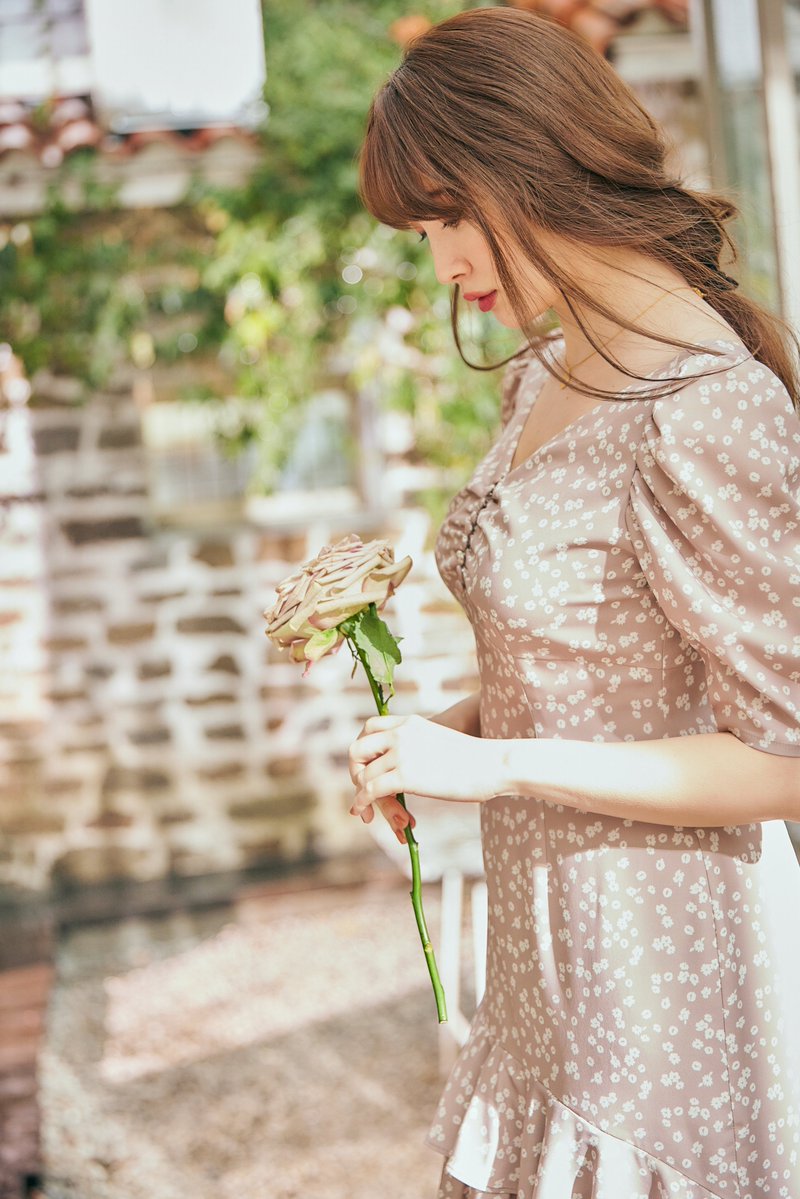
[350,747,396,791]
[376,800,412,845]
[377,796,412,829]
[350,730,395,769]
[364,714,406,733]
[351,769,404,817]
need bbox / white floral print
[427,338,800,1199]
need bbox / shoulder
[641,340,800,479]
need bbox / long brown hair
[358,7,800,410]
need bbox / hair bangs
[359,89,464,231]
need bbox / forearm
[497,732,800,827]
[430,689,481,737]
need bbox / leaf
[349,604,402,697]
[304,626,340,662]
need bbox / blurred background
[0,1,798,1196]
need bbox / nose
[430,245,467,289]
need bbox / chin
[489,297,519,330]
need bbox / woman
[348,9,800,1198]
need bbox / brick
[128,726,170,746]
[85,663,114,679]
[32,425,80,454]
[196,762,244,781]
[205,723,245,741]
[42,636,87,653]
[255,531,307,563]
[442,674,480,691]
[158,808,194,825]
[390,677,420,693]
[177,615,245,635]
[0,965,54,1004]
[420,598,461,614]
[208,653,239,675]
[108,622,155,645]
[266,755,302,779]
[41,778,83,798]
[0,1073,36,1101]
[29,375,83,405]
[229,793,313,820]
[102,767,170,793]
[65,484,145,499]
[86,810,134,829]
[97,424,141,449]
[48,688,88,703]
[237,836,282,868]
[130,550,169,571]
[0,1008,46,1037]
[65,485,112,499]
[0,1032,41,1070]
[53,597,104,615]
[139,589,186,603]
[62,517,144,545]
[138,659,172,680]
[184,692,235,707]
[51,845,160,887]
[1,812,65,836]
[193,541,234,568]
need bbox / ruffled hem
[425,1009,725,1199]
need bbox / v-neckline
[501,335,746,482]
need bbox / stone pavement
[34,852,474,1199]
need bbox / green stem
[344,624,448,1025]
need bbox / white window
[82,0,266,132]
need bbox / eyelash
[417,219,459,242]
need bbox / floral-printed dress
[426,336,800,1199]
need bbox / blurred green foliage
[0,0,520,508]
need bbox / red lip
[464,289,499,312]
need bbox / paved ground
[36,857,475,1199]
[24,825,800,1197]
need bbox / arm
[429,689,481,738]
[495,731,800,826]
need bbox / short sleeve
[624,352,800,755]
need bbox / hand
[348,721,418,845]
[348,713,506,824]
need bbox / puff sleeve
[624,351,800,755]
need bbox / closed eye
[418,219,460,243]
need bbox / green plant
[0,0,518,515]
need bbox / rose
[263,533,446,1023]
[263,533,412,676]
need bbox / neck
[550,247,712,375]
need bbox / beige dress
[426,337,800,1199]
